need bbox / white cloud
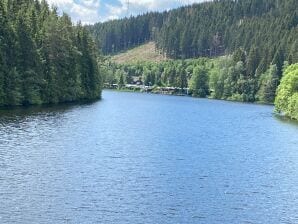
[45,0,210,24]
[46,0,101,24]
[104,0,210,22]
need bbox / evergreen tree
[0,0,103,107]
[116,70,126,89]
[257,64,279,103]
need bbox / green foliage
[275,63,298,120]
[116,70,126,89]
[105,55,283,103]
[189,66,209,97]
[0,0,103,107]
[257,65,279,103]
[104,56,259,102]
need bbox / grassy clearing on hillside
[111,42,167,64]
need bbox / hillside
[90,0,298,76]
[96,0,297,117]
[111,42,167,64]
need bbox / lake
[0,90,297,224]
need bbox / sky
[46,0,209,24]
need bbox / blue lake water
[0,90,298,224]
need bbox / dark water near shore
[0,90,297,224]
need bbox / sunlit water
[0,90,297,224]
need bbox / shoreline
[0,97,102,110]
[104,88,275,106]
[104,89,297,123]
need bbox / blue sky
[46,0,209,24]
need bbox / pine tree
[15,11,41,105]
[246,45,259,77]
[257,64,279,103]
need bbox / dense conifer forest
[90,0,298,75]
[0,0,103,107]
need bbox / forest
[0,0,103,107]
[104,56,297,119]
[103,54,282,102]
[90,0,298,71]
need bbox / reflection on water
[0,90,297,224]
[0,101,95,123]
[275,113,298,126]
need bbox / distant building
[132,76,143,85]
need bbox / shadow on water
[274,113,298,127]
[0,100,100,125]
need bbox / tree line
[0,0,103,107]
[104,54,297,119]
[103,51,288,104]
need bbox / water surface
[0,91,297,223]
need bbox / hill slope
[90,0,298,76]
[111,42,167,64]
